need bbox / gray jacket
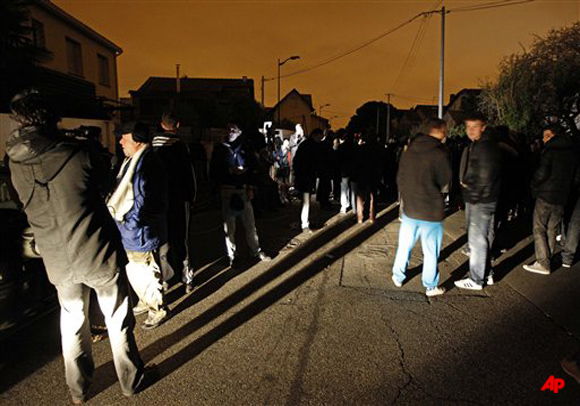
[6,126,127,285]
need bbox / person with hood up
[5,90,149,404]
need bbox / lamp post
[277,55,300,125]
[319,103,330,116]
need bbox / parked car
[0,162,57,340]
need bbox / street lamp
[319,103,330,116]
[277,55,300,125]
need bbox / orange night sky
[54,0,579,128]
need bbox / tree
[480,23,580,139]
[347,101,396,143]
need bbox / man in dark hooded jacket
[523,125,579,275]
[391,119,451,297]
[5,90,146,404]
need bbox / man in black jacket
[455,113,502,290]
[6,90,147,403]
[523,125,578,274]
[151,112,196,292]
[293,128,324,231]
[392,119,451,297]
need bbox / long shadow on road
[90,205,399,398]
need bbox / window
[31,19,46,49]
[97,54,110,86]
[66,37,83,76]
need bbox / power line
[391,13,432,91]
[264,7,438,81]
[449,0,535,13]
[264,0,534,82]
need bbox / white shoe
[133,301,149,316]
[426,286,446,297]
[523,261,550,275]
[392,275,403,288]
[486,272,494,286]
[454,277,483,291]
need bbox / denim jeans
[221,187,261,260]
[468,201,497,284]
[392,214,443,289]
[55,271,143,401]
[563,197,580,264]
[533,198,564,269]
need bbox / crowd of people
[4,89,580,401]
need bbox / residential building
[269,89,329,135]
[128,76,256,143]
[28,0,122,102]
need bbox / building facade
[269,89,329,135]
[28,0,122,102]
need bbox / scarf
[107,144,150,221]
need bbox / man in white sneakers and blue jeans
[455,113,501,290]
[391,119,451,297]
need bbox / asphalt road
[1,200,579,405]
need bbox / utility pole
[376,104,380,138]
[176,64,181,93]
[386,93,392,142]
[261,76,265,106]
[438,6,445,119]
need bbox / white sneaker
[133,301,149,316]
[454,277,483,291]
[486,272,494,286]
[392,275,403,288]
[523,261,550,275]
[426,286,446,297]
[255,251,272,262]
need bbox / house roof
[130,76,254,95]
[36,1,122,54]
[270,89,314,112]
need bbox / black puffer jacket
[460,132,502,204]
[397,133,452,222]
[531,135,579,205]
[6,126,127,285]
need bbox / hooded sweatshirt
[397,133,452,222]
[6,126,127,285]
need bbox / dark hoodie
[6,126,127,285]
[531,134,579,205]
[397,133,452,222]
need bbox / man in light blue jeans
[392,214,443,291]
[391,119,451,297]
